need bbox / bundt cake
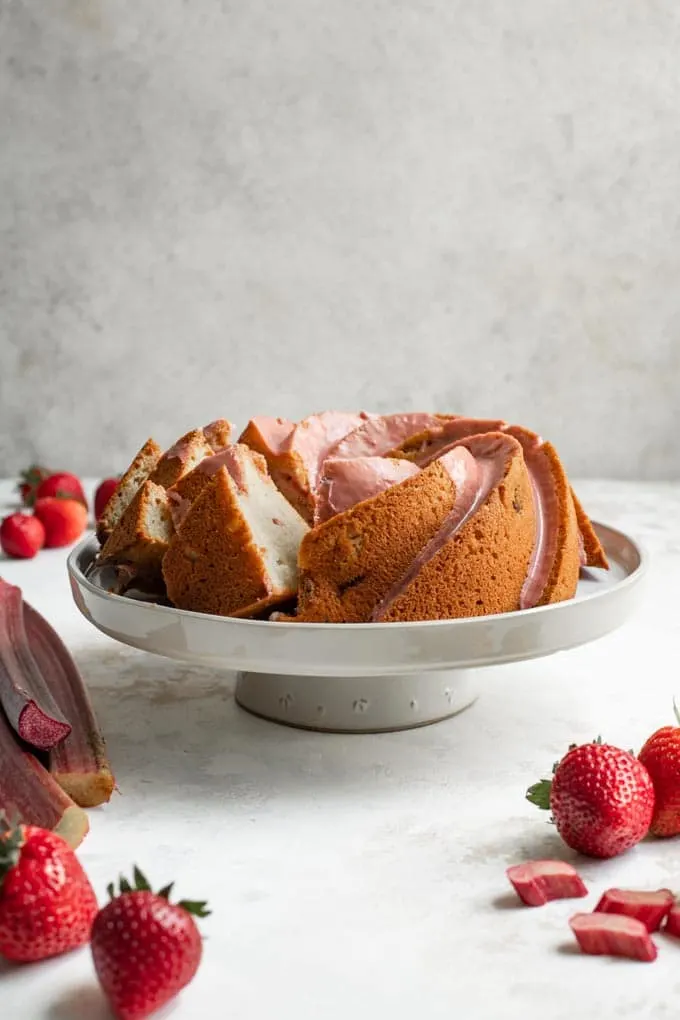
[95,409,608,624]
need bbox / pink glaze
[415,418,508,466]
[371,435,519,621]
[316,457,420,523]
[247,416,296,455]
[503,426,560,610]
[287,411,373,493]
[196,445,248,492]
[327,413,445,462]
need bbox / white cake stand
[67,522,645,733]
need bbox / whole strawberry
[91,868,209,1020]
[527,738,655,859]
[33,497,88,548]
[0,821,98,962]
[35,471,87,507]
[0,512,45,559]
[94,477,119,522]
[638,704,680,837]
[16,464,52,508]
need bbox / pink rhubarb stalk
[569,913,657,962]
[23,603,115,808]
[594,888,675,932]
[0,578,70,750]
[0,698,88,848]
[506,860,588,906]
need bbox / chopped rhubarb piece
[506,860,588,906]
[664,905,680,938]
[23,604,115,808]
[569,913,657,961]
[594,888,675,932]
[0,578,70,751]
[0,702,88,848]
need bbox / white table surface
[1,477,679,1020]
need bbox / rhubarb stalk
[0,578,71,751]
[0,701,89,848]
[24,603,115,808]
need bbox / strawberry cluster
[0,821,209,1019]
[1,467,119,559]
[509,713,680,962]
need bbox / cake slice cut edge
[96,437,163,546]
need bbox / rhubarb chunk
[594,888,674,932]
[0,702,88,848]
[664,905,680,938]
[569,913,657,962]
[506,860,588,906]
[23,604,115,808]
[0,579,70,751]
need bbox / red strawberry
[33,497,88,548]
[94,477,119,522]
[91,867,209,1020]
[506,860,588,906]
[527,738,655,859]
[638,704,680,837]
[664,904,680,938]
[16,464,51,508]
[0,513,46,559]
[35,472,87,507]
[0,820,98,962]
[569,912,657,961]
[594,888,674,932]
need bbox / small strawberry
[0,820,98,962]
[33,497,88,548]
[527,738,655,859]
[94,477,119,521]
[638,702,680,837]
[0,513,46,559]
[91,867,210,1020]
[35,471,87,507]
[16,464,52,507]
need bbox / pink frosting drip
[196,445,248,492]
[248,417,296,455]
[415,418,508,466]
[327,413,444,462]
[316,456,420,524]
[287,411,373,493]
[371,439,516,620]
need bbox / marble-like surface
[1,477,679,1019]
[2,2,680,479]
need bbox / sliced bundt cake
[96,438,162,545]
[162,448,309,618]
[98,480,174,582]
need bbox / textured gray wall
[1,0,679,479]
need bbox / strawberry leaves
[106,867,211,917]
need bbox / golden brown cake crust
[162,467,295,618]
[292,461,460,623]
[570,486,609,569]
[99,480,173,577]
[532,442,582,607]
[380,445,535,621]
[96,437,162,545]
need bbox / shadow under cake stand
[67,523,645,733]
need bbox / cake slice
[98,480,174,583]
[96,438,162,545]
[166,445,262,530]
[162,448,309,618]
[202,418,233,451]
[239,411,373,524]
[148,428,217,490]
[372,432,536,621]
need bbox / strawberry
[0,820,98,962]
[506,860,588,906]
[35,472,87,507]
[593,888,675,932]
[16,465,51,508]
[33,497,88,548]
[91,867,210,1020]
[0,513,46,559]
[664,904,680,938]
[569,912,657,961]
[638,703,680,837]
[94,477,119,522]
[527,738,655,859]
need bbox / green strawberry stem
[107,866,211,918]
[526,778,552,809]
[0,821,24,886]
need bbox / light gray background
[1,0,679,479]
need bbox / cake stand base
[234,669,480,733]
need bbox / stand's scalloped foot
[234,669,479,733]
